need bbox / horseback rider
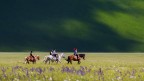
[50,49,58,61]
[50,49,57,55]
[29,51,35,60]
[74,48,78,59]
[50,50,53,55]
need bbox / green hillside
[0,0,144,52]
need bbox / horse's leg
[26,59,29,64]
[45,61,47,64]
[70,60,72,64]
[58,60,61,63]
[78,60,81,64]
[56,59,58,63]
[45,57,49,64]
[27,61,29,64]
[67,56,71,64]
[49,60,50,64]
[67,59,71,64]
[33,60,36,64]
[25,59,28,64]
[35,59,36,64]
[57,59,61,63]
[34,61,36,64]
[25,57,28,64]
[67,59,70,64]
[26,61,28,64]
[83,55,85,60]
[45,59,48,64]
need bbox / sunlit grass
[0,52,144,81]
[95,1,144,41]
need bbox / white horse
[43,53,65,64]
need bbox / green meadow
[1,0,144,52]
[0,52,144,81]
[1,1,144,80]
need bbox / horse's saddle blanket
[74,56,77,59]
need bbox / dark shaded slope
[0,0,140,52]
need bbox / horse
[67,55,81,64]
[51,54,58,57]
[43,53,65,64]
[25,55,40,64]
[78,54,85,60]
[43,53,58,63]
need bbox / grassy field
[1,0,144,52]
[0,52,144,81]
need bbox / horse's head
[61,53,65,58]
[35,55,40,60]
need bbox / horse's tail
[24,57,29,64]
[43,56,47,62]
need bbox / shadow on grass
[0,0,141,52]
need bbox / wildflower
[30,67,35,72]
[17,73,21,79]
[76,70,85,76]
[49,67,54,72]
[116,76,121,80]
[1,67,6,73]
[3,73,7,78]
[80,66,85,71]
[49,77,52,81]
[14,78,19,81]
[14,66,20,70]
[26,69,29,77]
[130,75,136,79]
[36,68,43,74]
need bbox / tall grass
[0,52,144,81]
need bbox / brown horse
[25,55,40,64]
[78,54,85,60]
[67,55,81,64]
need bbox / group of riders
[29,48,79,60]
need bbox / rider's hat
[74,48,77,50]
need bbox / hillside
[0,0,144,52]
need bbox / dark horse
[25,55,40,64]
[78,54,85,60]
[67,55,81,64]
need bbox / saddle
[28,56,35,61]
[52,54,58,57]
[74,55,79,60]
